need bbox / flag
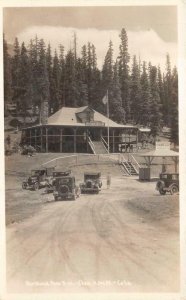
[102,94,108,105]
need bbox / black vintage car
[22,167,55,191]
[53,175,80,201]
[80,172,102,194]
[156,173,179,195]
[45,170,71,193]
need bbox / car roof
[161,173,179,175]
[32,168,46,171]
[32,167,55,171]
[55,176,74,179]
[84,172,101,175]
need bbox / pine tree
[51,50,61,112]
[75,58,88,106]
[90,44,101,109]
[86,42,101,109]
[102,40,113,90]
[64,49,77,107]
[130,55,142,124]
[28,37,40,113]
[140,62,152,126]
[73,32,77,63]
[149,65,163,137]
[102,41,125,122]
[164,53,172,126]
[19,42,33,122]
[170,66,178,146]
[157,66,165,124]
[37,39,49,123]
[102,40,114,114]
[46,44,53,114]
[11,37,21,108]
[3,34,12,108]
[81,44,87,80]
[118,28,130,120]
[59,44,65,108]
[110,61,126,123]
[86,42,93,105]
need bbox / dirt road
[6,176,179,293]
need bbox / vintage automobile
[156,173,179,195]
[22,167,55,191]
[53,174,80,201]
[80,172,102,194]
[45,170,71,193]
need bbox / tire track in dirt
[7,202,75,280]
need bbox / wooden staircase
[121,159,139,176]
[88,137,108,154]
[92,141,108,154]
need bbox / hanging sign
[85,121,105,126]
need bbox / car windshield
[31,170,45,176]
[161,174,179,180]
[161,174,168,179]
[57,178,73,185]
[85,174,99,180]
[172,174,179,180]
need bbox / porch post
[40,127,43,152]
[100,128,102,140]
[112,129,115,153]
[60,128,63,153]
[29,129,32,146]
[46,127,48,152]
[35,128,37,149]
[136,128,139,151]
[173,157,178,173]
[74,128,77,153]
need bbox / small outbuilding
[137,142,179,180]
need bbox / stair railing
[101,136,109,153]
[88,136,96,154]
[119,154,131,175]
[130,154,141,174]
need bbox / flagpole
[107,90,110,154]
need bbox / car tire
[156,180,165,190]
[22,182,27,189]
[34,182,39,190]
[54,196,58,201]
[159,189,166,195]
[170,185,179,195]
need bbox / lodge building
[21,106,149,153]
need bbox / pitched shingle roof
[48,106,136,128]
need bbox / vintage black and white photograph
[2,2,182,296]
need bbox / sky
[3,6,178,70]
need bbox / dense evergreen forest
[3,28,178,144]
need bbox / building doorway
[88,128,101,141]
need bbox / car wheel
[34,182,39,190]
[170,185,179,195]
[22,182,27,189]
[156,180,165,191]
[159,189,166,195]
[54,196,58,201]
